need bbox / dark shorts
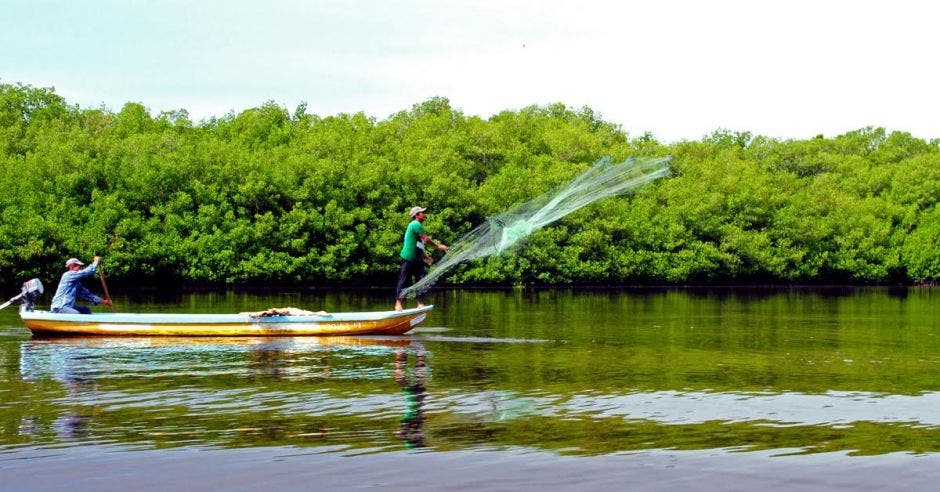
[395,259,426,302]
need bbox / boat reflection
[20,335,416,350]
[13,336,433,449]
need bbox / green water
[2,288,940,456]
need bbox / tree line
[2,81,940,288]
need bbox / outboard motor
[21,278,44,311]
[0,278,44,312]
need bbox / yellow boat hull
[20,306,432,337]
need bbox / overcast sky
[2,0,938,142]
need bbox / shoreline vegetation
[3,82,940,288]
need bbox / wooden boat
[19,305,433,337]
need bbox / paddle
[98,261,114,311]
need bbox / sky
[2,0,938,143]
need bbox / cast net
[401,156,671,298]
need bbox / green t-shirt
[400,220,426,262]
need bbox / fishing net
[401,156,671,298]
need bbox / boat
[9,277,432,337]
[19,305,433,337]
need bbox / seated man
[50,256,112,314]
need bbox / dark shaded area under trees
[2,81,940,288]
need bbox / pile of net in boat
[240,307,330,318]
[401,156,671,299]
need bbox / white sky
[2,0,938,142]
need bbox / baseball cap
[409,206,427,217]
[65,258,85,267]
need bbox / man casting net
[401,156,671,298]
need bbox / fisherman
[394,206,447,312]
[50,256,112,314]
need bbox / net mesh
[401,156,672,298]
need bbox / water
[2,288,940,490]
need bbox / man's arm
[418,234,448,251]
[74,260,99,279]
[76,284,102,305]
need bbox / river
[2,287,939,490]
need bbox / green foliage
[2,82,940,286]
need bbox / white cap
[409,206,427,217]
[65,258,85,268]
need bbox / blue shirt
[50,262,102,311]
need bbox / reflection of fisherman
[19,341,98,439]
[394,348,427,448]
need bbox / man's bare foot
[417,302,426,309]
[394,300,404,312]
